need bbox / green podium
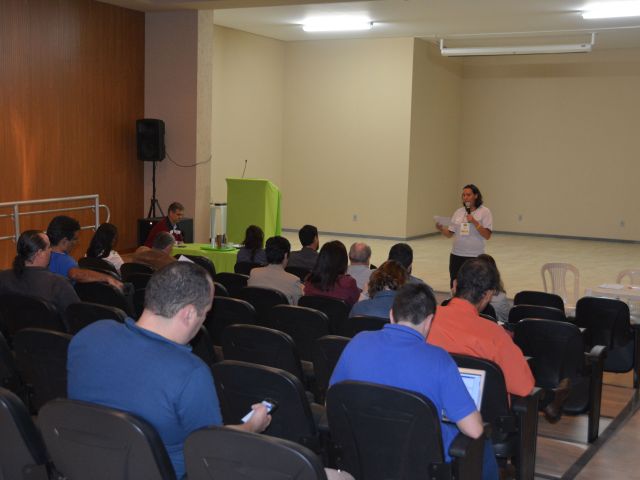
[226,178,282,244]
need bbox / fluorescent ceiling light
[439,34,595,56]
[302,16,373,32]
[582,1,640,18]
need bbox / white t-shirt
[104,250,124,273]
[448,205,493,257]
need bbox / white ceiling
[101,0,640,49]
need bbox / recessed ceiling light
[582,1,640,19]
[302,16,373,32]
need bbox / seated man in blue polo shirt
[67,262,272,478]
[330,282,498,480]
[46,215,123,290]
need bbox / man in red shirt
[144,202,185,247]
[428,258,569,422]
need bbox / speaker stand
[147,160,165,218]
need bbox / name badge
[460,222,470,236]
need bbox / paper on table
[177,255,195,263]
[434,216,451,227]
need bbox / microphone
[241,159,248,179]
[464,201,471,215]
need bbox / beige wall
[459,48,640,240]
[282,37,415,238]
[406,39,463,237]
[211,25,285,205]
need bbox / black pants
[449,254,475,288]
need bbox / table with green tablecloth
[172,243,238,274]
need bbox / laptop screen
[458,367,486,410]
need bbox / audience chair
[340,315,389,338]
[326,381,484,480]
[177,254,217,279]
[204,296,258,346]
[312,335,350,404]
[234,261,262,275]
[514,319,607,443]
[238,286,289,325]
[38,398,176,480]
[299,296,350,336]
[0,293,66,344]
[541,263,580,306]
[451,354,542,480]
[617,269,640,285]
[212,360,321,451]
[507,304,566,325]
[0,387,53,480]
[576,297,639,388]
[222,325,306,384]
[514,291,565,312]
[78,257,120,278]
[13,328,72,412]
[0,331,29,409]
[214,272,249,298]
[268,305,330,362]
[64,302,127,335]
[124,272,152,318]
[213,281,229,297]
[74,282,135,318]
[285,266,312,282]
[190,325,218,369]
[185,426,328,480]
[120,262,154,280]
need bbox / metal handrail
[0,194,110,242]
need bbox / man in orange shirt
[428,258,569,422]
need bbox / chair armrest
[585,345,607,364]
[584,345,607,443]
[447,432,485,480]
[510,388,542,480]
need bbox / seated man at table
[248,236,303,305]
[130,232,177,271]
[287,224,319,271]
[144,201,185,247]
[47,215,123,291]
[330,283,498,480]
[67,262,272,478]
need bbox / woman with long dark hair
[86,223,124,273]
[304,240,360,306]
[236,225,267,265]
[436,184,493,286]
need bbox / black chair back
[13,328,72,411]
[0,387,51,480]
[179,254,217,279]
[120,262,154,280]
[514,290,565,311]
[576,297,635,373]
[222,325,305,382]
[74,282,135,317]
[214,272,249,298]
[327,381,483,480]
[299,296,350,335]
[125,273,152,318]
[481,302,497,320]
[185,426,328,480]
[268,305,329,362]
[0,331,26,400]
[39,398,176,480]
[342,315,389,338]
[212,361,318,447]
[508,304,566,324]
[0,293,66,342]
[285,266,311,282]
[204,296,258,346]
[190,326,218,369]
[78,257,120,278]
[64,302,128,334]
[234,261,262,275]
[213,281,229,297]
[239,286,289,325]
[312,335,350,404]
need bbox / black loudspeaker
[136,119,166,162]
[137,218,194,246]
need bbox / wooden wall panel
[0,0,144,268]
